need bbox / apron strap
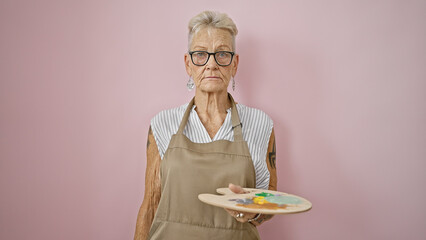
[228,94,244,142]
[176,93,244,142]
[176,97,195,135]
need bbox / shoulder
[150,103,190,158]
[236,103,273,127]
[150,103,189,133]
[236,103,273,143]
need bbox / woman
[134,10,277,240]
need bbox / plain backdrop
[1,0,425,239]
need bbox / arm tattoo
[254,214,273,225]
[263,214,273,221]
[268,138,276,169]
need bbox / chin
[199,84,228,93]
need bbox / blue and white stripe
[150,103,273,189]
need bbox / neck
[194,89,231,115]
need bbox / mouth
[204,76,220,80]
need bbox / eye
[195,52,206,58]
[217,52,231,59]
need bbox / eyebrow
[215,45,231,50]
[191,46,207,50]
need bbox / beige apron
[148,93,260,240]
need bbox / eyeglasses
[188,51,235,67]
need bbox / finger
[225,208,239,218]
[225,208,244,221]
[228,183,245,194]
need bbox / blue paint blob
[228,198,253,205]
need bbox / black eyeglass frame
[188,51,235,67]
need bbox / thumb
[228,183,246,194]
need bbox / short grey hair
[188,11,238,51]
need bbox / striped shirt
[150,102,274,189]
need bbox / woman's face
[185,27,239,93]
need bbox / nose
[205,53,218,69]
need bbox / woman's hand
[224,183,258,223]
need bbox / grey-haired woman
[134,10,277,240]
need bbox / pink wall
[1,0,425,239]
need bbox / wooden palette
[198,188,312,215]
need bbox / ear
[184,53,192,76]
[232,53,239,77]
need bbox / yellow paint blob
[253,196,269,205]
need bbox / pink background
[1,0,425,239]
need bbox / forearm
[134,126,162,240]
[134,200,155,240]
